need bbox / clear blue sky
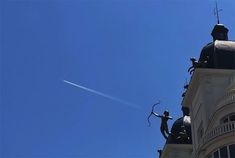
[1,0,235,158]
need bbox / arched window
[221,113,235,124]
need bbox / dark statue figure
[187,57,208,74]
[182,84,189,97]
[147,102,173,140]
[152,110,173,140]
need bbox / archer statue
[147,102,173,140]
[152,110,172,139]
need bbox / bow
[147,101,160,127]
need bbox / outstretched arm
[167,116,173,120]
[152,112,162,118]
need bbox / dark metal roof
[199,40,235,69]
[166,116,192,144]
[211,24,229,41]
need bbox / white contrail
[63,80,141,109]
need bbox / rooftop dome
[166,107,192,144]
[211,24,229,41]
[198,24,235,70]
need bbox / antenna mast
[214,1,222,24]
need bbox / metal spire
[214,1,222,24]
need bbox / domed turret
[198,24,235,69]
[166,107,192,144]
[211,24,229,41]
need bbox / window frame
[207,144,235,158]
[220,113,235,124]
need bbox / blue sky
[1,0,235,158]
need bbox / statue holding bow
[147,102,173,140]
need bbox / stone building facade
[160,24,235,158]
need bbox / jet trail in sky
[63,80,141,109]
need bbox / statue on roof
[152,110,173,139]
[187,57,208,74]
[147,102,173,139]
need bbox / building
[159,23,235,158]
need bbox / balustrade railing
[203,121,235,144]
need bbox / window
[207,144,235,158]
[221,113,235,124]
[214,151,219,158]
[220,146,228,158]
[229,144,235,158]
[223,118,229,123]
[230,115,235,121]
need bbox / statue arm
[152,112,162,118]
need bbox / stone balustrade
[203,121,235,144]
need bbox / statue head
[164,110,169,116]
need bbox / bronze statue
[187,57,208,74]
[147,102,173,139]
[152,110,173,139]
[148,101,172,139]
[182,83,189,97]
